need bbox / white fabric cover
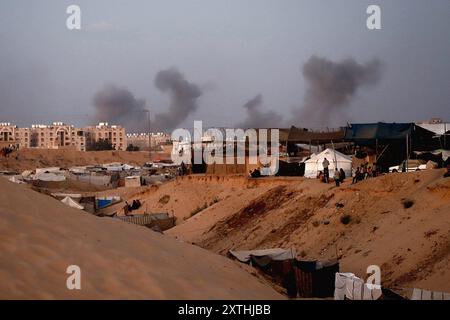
[229,248,296,263]
[61,197,84,210]
[304,148,352,179]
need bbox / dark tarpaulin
[344,123,413,144]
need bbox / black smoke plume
[293,55,382,127]
[236,94,283,128]
[153,67,202,131]
[92,68,202,133]
[93,84,148,132]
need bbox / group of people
[124,199,142,215]
[352,163,378,184]
[316,158,346,186]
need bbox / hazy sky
[0,0,449,131]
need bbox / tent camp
[304,148,352,179]
[61,197,84,210]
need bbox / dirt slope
[167,170,450,292]
[129,175,303,228]
[0,177,283,299]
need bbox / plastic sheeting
[61,197,84,210]
[34,172,66,182]
[229,248,296,263]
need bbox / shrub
[190,203,208,217]
[340,214,351,225]
[402,199,414,209]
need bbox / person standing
[322,157,330,183]
[334,169,341,187]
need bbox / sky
[0,0,449,132]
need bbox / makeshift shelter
[34,172,66,182]
[96,196,121,209]
[124,175,142,187]
[35,167,61,175]
[344,123,440,171]
[61,197,84,210]
[229,249,296,264]
[304,148,352,179]
[296,259,339,298]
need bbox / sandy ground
[161,171,450,292]
[0,177,283,299]
[0,148,169,172]
[126,175,302,225]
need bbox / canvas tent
[61,197,84,210]
[304,148,352,179]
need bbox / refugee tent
[61,197,84,210]
[8,176,24,184]
[35,167,61,175]
[304,148,352,179]
[69,166,87,174]
[124,175,142,187]
[229,248,296,264]
[296,259,339,298]
[21,170,33,178]
[34,172,66,182]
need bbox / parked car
[389,159,427,173]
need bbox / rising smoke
[293,55,382,128]
[153,67,203,132]
[92,67,202,133]
[93,84,148,133]
[236,94,283,128]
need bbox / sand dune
[0,177,283,299]
[163,171,450,292]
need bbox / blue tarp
[97,199,113,209]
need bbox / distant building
[84,122,126,151]
[126,132,171,150]
[0,122,127,151]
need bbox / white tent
[304,148,352,179]
[61,197,84,210]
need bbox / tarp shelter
[35,167,61,175]
[96,196,121,209]
[344,123,441,171]
[304,148,352,178]
[344,123,413,145]
[34,172,66,182]
[296,259,339,298]
[228,248,296,264]
[61,197,84,210]
[124,175,142,187]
